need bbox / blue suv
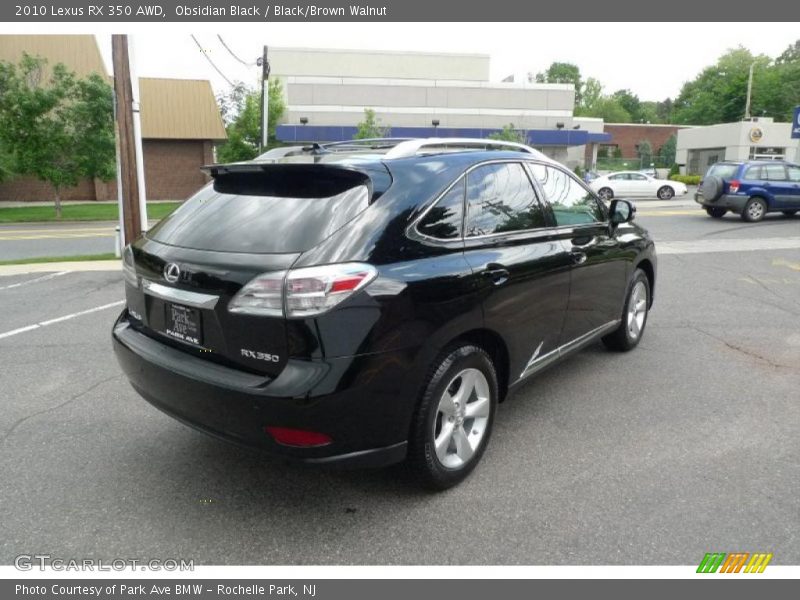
[696,160,800,222]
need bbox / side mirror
[609,199,636,225]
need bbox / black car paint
[113,150,656,467]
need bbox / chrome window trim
[408,158,556,245]
[141,279,219,310]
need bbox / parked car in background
[591,171,688,200]
[695,160,800,221]
[113,138,657,490]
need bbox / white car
[590,171,688,200]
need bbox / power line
[217,35,257,67]
[190,34,235,87]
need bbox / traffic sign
[792,106,800,139]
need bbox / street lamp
[432,119,440,137]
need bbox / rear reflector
[264,426,333,448]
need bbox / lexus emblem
[163,263,181,283]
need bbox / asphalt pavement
[0,208,798,565]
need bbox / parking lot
[1,203,798,565]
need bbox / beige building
[0,35,226,202]
[270,47,609,167]
[676,117,799,175]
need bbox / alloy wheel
[627,281,647,340]
[433,368,491,469]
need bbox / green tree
[637,140,653,166]
[612,89,643,122]
[535,62,583,103]
[672,47,773,124]
[216,78,286,163]
[0,54,115,218]
[488,123,528,144]
[353,108,391,139]
[658,135,677,166]
[0,139,14,183]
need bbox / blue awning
[277,125,611,146]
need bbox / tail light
[228,262,377,318]
[265,426,332,447]
[122,245,139,288]
[729,180,740,193]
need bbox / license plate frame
[163,302,203,347]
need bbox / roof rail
[315,138,416,152]
[383,138,541,159]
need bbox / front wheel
[657,186,675,200]
[602,268,650,352]
[741,197,767,222]
[706,206,727,218]
[407,345,498,490]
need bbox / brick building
[602,123,689,158]
[0,35,226,202]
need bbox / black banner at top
[2,0,800,22]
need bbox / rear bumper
[695,193,748,212]
[112,311,419,468]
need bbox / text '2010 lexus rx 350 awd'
[113,138,657,489]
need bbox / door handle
[570,251,587,265]
[483,263,510,286]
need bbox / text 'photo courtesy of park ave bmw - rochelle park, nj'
[0,7,799,596]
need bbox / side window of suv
[530,164,606,226]
[787,166,800,182]
[763,164,788,181]
[418,178,464,240]
[464,162,546,237]
[744,165,762,179]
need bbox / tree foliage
[672,44,800,124]
[659,134,677,166]
[215,78,286,163]
[0,54,115,217]
[488,123,529,144]
[534,62,583,103]
[353,108,391,139]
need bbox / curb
[0,260,121,276]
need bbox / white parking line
[659,237,800,255]
[0,271,69,291]
[0,300,124,340]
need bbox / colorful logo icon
[697,552,772,573]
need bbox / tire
[602,268,650,352]
[700,176,724,201]
[407,344,498,490]
[705,207,727,218]
[741,197,767,222]
[782,210,798,217]
[598,187,614,201]
[657,186,675,200]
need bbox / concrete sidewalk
[0,260,120,276]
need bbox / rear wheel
[705,207,727,218]
[741,197,767,222]
[598,187,614,201]
[602,269,650,352]
[782,210,798,217]
[657,186,674,200]
[407,345,498,490]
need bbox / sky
[40,23,800,100]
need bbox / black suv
[113,138,657,489]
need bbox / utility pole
[744,61,755,120]
[112,35,148,247]
[112,35,141,247]
[258,45,270,151]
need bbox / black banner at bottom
[3,579,797,600]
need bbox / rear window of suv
[706,163,740,179]
[147,179,370,254]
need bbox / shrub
[669,174,701,185]
[668,163,680,178]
